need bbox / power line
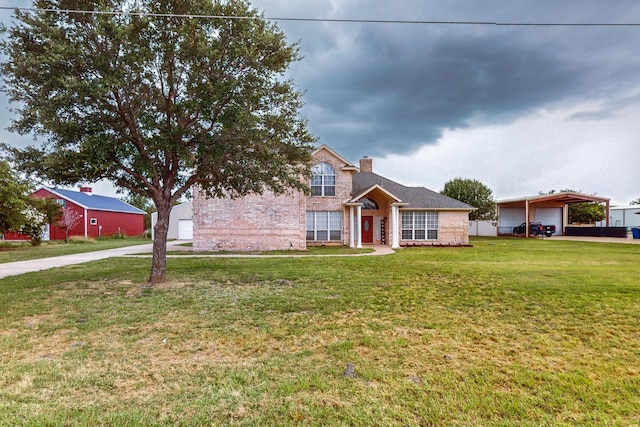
[1,6,640,27]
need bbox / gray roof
[351,172,475,210]
[44,187,146,215]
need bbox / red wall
[84,210,144,238]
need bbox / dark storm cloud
[256,0,640,160]
[297,26,592,158]
[3,0,640,164]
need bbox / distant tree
[0,160,30,236]
[123,193,156,234]
[57,206,83,243]
[0,160,60,244]
[630,198,640,205]
[568,202,606,224]
[441,178,496,221]
[1,0,314,283]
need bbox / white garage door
[534,208,562,236]
[178,219,193,240]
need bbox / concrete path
[0,242,394,280]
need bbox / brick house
[193,145,475,251]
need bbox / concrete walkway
[0,242,394,280]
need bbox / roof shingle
[351,172,475,210]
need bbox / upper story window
[311,162,336,197]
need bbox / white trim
[311,144,357,169]
[391,205,400,248]
[351,184,403,204]
[349,206,355,248]
[356,205,362,248]
[84,208,88,238]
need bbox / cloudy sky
[2,0,640,205]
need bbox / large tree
[1,0,314,283]
[441,178,496,221]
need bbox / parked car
[513,222,556,237]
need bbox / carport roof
[497,192,610,207]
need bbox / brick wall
[438,211,470,245]
[193,188,306,251]
[306,149,355,246]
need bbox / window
[401,211,438,240]
[310,162,336,196]
[90,218,98,225]
[359,197,379,210]
[306,211,342,241]
[56,199,66,207]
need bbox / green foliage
[0,160,30,234]
[441,177,496,221]
[123,192,156,232]
[1,0,315,281]
[569,202,606,224]
[0,160,61,244]
[630,197,640,205]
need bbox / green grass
[1,237,638,425]
[168,245,375,256]
[0,237,150,264]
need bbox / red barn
[33,187,145,240]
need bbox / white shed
[598,206,640,230]
[151,201,193,240]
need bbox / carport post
[525,199,530,238]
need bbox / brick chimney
[80,186,93,195]
[359,156,373,173]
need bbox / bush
[68,236,96,244]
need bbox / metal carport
[496,192,610,237]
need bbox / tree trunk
[148,201,172,284]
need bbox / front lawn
[0,238,638,425]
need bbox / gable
[311,144,357,171]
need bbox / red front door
[362,216,374,243]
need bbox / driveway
[0,241,157,280]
